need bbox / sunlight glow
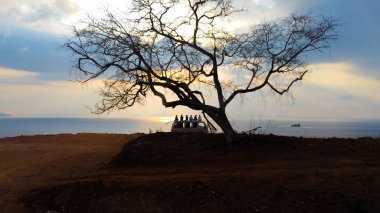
[307,62,380,102]
[152,116,174,123]
[0,67,39,79]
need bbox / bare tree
[65,0,338,142]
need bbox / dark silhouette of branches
[66,0,338,142]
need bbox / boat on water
[171,115,208,133]
[291,123,301,127]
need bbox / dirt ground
[1,133,380,212]
[0,133,141,212]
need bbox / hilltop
[1,133,380,212]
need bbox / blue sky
[0,0,379,121]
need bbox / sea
[0,117,380,139]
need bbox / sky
[0,0,379,122]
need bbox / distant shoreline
[0,132,379,141]
[1,117,380,139]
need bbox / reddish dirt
[0,133,141,212]
[1,133,380,212]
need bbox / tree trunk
[205,109,237,144]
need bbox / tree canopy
[66,0,338,142]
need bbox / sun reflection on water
[149,116,174,123]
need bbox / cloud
[222,61,380,121]
[0,0,79,22]
[0,67,40,79]
[0,79,187,118]
[0,25,12,40]
[212,0,298,33]
[19,46,30,53]
[306,62,380,102]
[0,80,97,117]
[0,0,79,34]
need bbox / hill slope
[2,133,380,212]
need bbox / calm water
[0,117,380,138]
[232,119,380,138]
[0,118,170,138]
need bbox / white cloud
[0,78,186,118]
[223,61,380,121]
[0,0,299,35]
[228,0,301,30]
[0,25,12,39]
[0,0,80,34]
[19,46,30,53]
[0,80,97,116]
[306,62,380,102]
[0,0,79,21]
[0,67,39,79]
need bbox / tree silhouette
[66,0,338,142]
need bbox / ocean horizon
[0,117,380,139]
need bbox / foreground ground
[0,133,380,212]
